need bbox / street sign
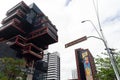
[65,36,87,48]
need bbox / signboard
[65,36,87,48]
[82,51,93,80]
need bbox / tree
[95,51,120,80]
[0,57,27,80]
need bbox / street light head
[81,20,90,23]
[81,21,86,23]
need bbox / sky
[0,0,120,80]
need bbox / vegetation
[95,51,120,80]
[0,57,26,80]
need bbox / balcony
[0,18,25,39]
[2,9,26,25]
[23,43,43,59]
[6,35,44,59]
[7,35,27,51]
[6,1,29,16]
[27,26,58,48]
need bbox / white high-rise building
[43,52,60,80]
[72,69,78,79]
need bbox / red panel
[0,18,25,33]
[2,9,25,24]
[7,35,26,49]
[6,1,29,16]
[75,49,81,80]
[27,27,58,46]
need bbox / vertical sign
[82,51,93,80]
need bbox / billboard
[82,51,93,80]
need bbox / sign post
[65,36,87,48]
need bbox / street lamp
[81,20,120,80]
[65,19,120,80]
[81,20,102,38]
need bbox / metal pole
[110,50,120,75]
[81,20,102,38]
[102,38,120,80]
[82,20,120,80]
[92,0,120,79]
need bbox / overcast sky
[0,0,120,80]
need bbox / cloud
[103,11,120,24]
[65,0,72,6]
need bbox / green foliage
[95,52,120,80]
[0,57,26,80]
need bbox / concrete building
[42,52,60,80]
[72,69,78,79]
[0,42,16,58]
[0,1,58,80]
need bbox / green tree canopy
[95,51,120,80]
[0,57,26,80]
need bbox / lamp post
[81,20,101,38]
[81,20,120,80]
